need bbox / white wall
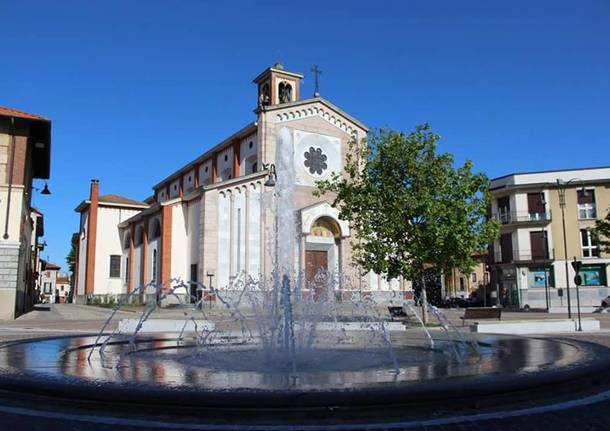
[232,188,246,274]
[216,147,233,181]
[93,207,141,295]
[240,133,258,176]
[169,179,180,199]
[171,204,188,282]
[217,191,230,288]
[247,184,261,277]
[183,169,195,193]
[0,186,25,241]
[199,160,213,186]
[132,245,142,288]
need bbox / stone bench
[461,307,501,326]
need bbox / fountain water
[88,126,477,376]
[1,128,605,428]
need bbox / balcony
[493,249,555,264]
[492,211,551,225]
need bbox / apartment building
[489,166,610,309]
[0,106,51,319]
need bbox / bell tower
[253,62,303,108]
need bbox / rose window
[303,147,328,175]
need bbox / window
[459,277,465,291]
[528,266,554,288]
[151,249,158,283]
[43,282,52,294]
[527,192,546,220]
[530,231,549,260]
[496,196,511,223]
[472,273,477,283]
[149,219,161,239]
[251,162,257,173]
[125,257,130,284]
[577,189,596,219]
[579,264,606,286]
[580,229,600,258]
[249,141,253,149]
[500,233,513,263]
[109,255,121,278]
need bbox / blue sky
[1,0,609,268]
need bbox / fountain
[0,128,609,429]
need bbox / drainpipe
[3,117,16,240]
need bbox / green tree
[316,124,499,321]
[593,208,610,253]
[66,241,76,274]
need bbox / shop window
[528,266,554,288]
[579,264,606,286]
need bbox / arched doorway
[305,216,341,300]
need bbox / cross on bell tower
[311,65,322,97]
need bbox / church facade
[73,64,410,304]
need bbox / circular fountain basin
[0,333,608,427]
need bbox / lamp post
[206,271,214,309]
[572,258,583,332]
[539,192,550,312]
[555,178,588,319]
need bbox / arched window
[123,231,132,250]
[151,249,158,283]
[134,226,143,246]
[260,83,270,106]
[149,218,161,240]
[278,82,292,103]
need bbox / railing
[493,248,555,263]
[493,211,551,225]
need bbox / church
[73,64,410,304]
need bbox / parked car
[601,296,610,308]
[443,294,483,308]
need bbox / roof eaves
[260,97,369,132]
[151,122,257,190]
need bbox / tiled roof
[0,106,49,122]
[99,194,147,207]
[44,262,61,270]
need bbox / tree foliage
[593,208,610,254]
[66,241,76,274]
[316,124,499,284]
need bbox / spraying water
[88,127,478,379]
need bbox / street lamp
[262,163,277,188]
[206,271,215,309]
[538,192,550,312]
[556,178,588,319]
